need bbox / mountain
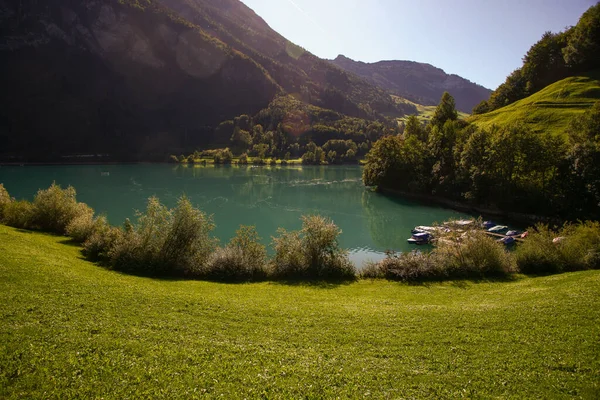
[329,55,492,114]
[0,0,409,161]
[469,71,600,136]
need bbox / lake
[0,164,475,267]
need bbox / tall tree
[430,92,458,128]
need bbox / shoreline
[379,187,561,227]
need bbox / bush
[204,226,268,281]
[2,200,35,229]
[435,232,516,278]
[66,211,106,244]
[83,217,122,262]
[31,183,92,234]
[360,250,444,281]
[107,196,217,277]
[0,183,13,220]
[517,222,600,274]
[362,232,514,282]
[271,215,356,280]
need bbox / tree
[404,115,427,141]
[230,127,252,152]
[430,92,458,128]
[563,3,600,70]
[521,31,569,95]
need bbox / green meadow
[470,71,600,136]
[1,224,599,399]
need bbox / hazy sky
[240,0,594,90]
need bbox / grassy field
[470,71,600,136]
[1,224,599,399]
[393,96,470,126]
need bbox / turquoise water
[0,164,475,267]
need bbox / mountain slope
[0,0,282,160]
[329,55,492,114]
[469,71,600,135]
[0,0,410,161]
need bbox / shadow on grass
[270,278,356,289]
[58,238,84,248]
[387,273,521,288]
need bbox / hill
[469,71,600,135]
[0,0,410,161]
[329,55,492,113]
[1,224,599,398]
[392,95,470,125]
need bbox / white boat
[488,225,508,233]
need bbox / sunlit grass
[393,96,470,125]
[1,225,599,398]
[470,71,600,136]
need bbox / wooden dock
[484,231,525,243]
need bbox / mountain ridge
[329,54,492,113]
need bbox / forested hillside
[0,0,409,162]
[361,3,600,220]
[473,3,600,114]
[330,55,491,113]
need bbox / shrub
[204,226,268,281]
[0,183,13,220]
[83,217,122,262]
[271,215,356,280]
[107,196,217,277]
[362,232,514,282]
[360,250,444,281]
[435,232,516,278]
[517,222,600,274]
[31,183,92,234]
[66,211,106,244]
[2,200,34,229]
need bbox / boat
[498,236,516,245]
[482,221,495,229]
[407,232,432,245]
[411,226,436,234]
[505,230,521,236]
[488,225,508,233]
[453,219,475,226]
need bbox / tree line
[364,92,600,221]
[473,3,600,114]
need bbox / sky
[239,0,595,90]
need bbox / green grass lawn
[470,71,600,136]
[1,225,599,399]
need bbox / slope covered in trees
[329,55,492,113]
[364,90,600,221]
[473,3,600,114]
[0,0,409,162]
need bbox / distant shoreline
[379,187,561,227]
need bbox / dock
[484,231,525,243]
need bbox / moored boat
[407,232,432,245]
[488,225,508,233]
[498,236,516,245]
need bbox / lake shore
[379,187,562,227]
